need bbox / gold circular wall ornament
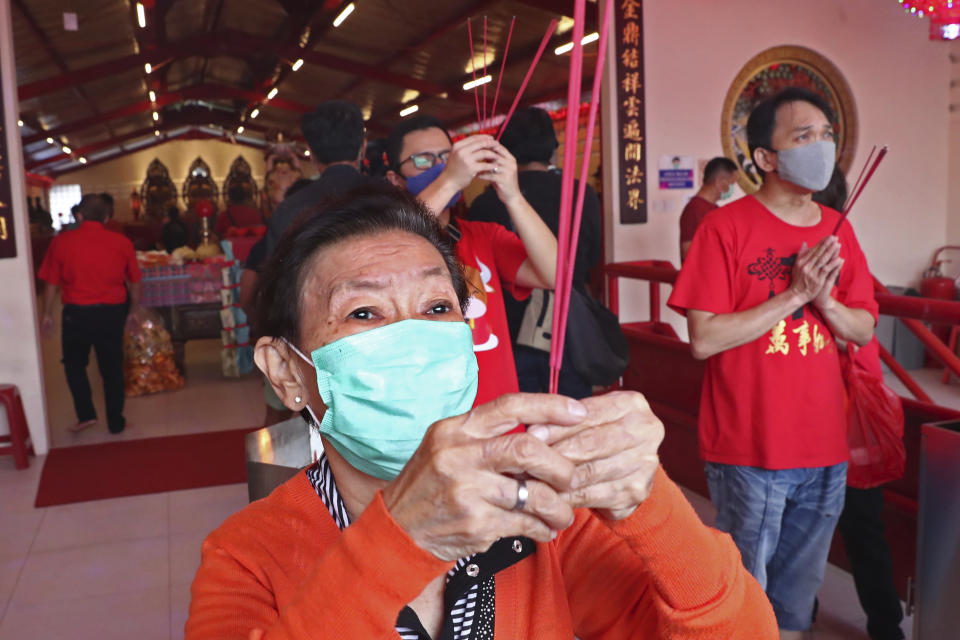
[721,45,858,193]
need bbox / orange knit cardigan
[185,467,777,639]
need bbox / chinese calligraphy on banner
[615,0,646,223]
[0,74,16,259]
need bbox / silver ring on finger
[493,164,499,174]
[513,478,528,511]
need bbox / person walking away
[39,194,142,434]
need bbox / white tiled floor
[0,324,922,638]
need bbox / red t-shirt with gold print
[668,195,878,470]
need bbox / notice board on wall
[0,76,16,259]
[615,0,647,224]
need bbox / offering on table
[123,307,184,396]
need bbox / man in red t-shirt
[39,194,142,434]
[679,156,738,262]
[386,115,557,407]
[668,88,878,637]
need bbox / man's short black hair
[746,87,836,178]
[703,157,738,184]
[301,100,366,165]
[499,107,558,165]
[100,192,114,209]
[256,182,468,347]
[78,193,110,222]
[385,114,452,171]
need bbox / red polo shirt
[39,221,142,305]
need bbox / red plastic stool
[0,384,35,470]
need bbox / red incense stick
[466,19,482,128]
[845,145,876,210]
[832,146,887,235]
[549,0,586,393]
[489,16,515,133]
[496,18,558,141]
[552,0,614,380]
[482,16,488,129]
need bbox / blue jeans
[704,462,847,631]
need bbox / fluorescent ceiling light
[17,119,23,127]
[250,108,260,119]
[267,87,278,100]
[46,137,54,144]
[154,130,160,136]
[152,111,159,121]
[304,149,311,157]
[333,3,355,28]
[62,146,71,154]
[554,32,600,55]
[79,157,87,164]
[237,125,245,134]
[463,75,493,91]
[291,58,304,71]
[144,62,152,74]
[148,90,156,102]
[399,104,419,117]
[136,3,146,28]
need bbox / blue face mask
[405,163,462,210]
[289,319,478,481]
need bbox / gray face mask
[773,140,836,192]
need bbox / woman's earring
[294,396,302,405]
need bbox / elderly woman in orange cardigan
[186,184,776,640]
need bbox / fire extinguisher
[921,246,960,300]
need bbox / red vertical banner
[615,0,646,224]
[0,74,16,259]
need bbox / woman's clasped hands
[382,391,664,562]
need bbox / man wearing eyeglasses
[386,115,558,407]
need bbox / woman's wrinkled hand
[382,393,587,562]
[529,391,664,521]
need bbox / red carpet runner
[35,428,256,507]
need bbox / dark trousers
[61,304,128,433]
[514,346,592,399]
[837,487,905,640]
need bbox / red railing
[604,260,960,403]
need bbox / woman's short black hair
[746,87,836,178]
[499,107,558,165]
[255,183,469,348]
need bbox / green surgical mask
[288,319,479,480]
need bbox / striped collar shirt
[306,455,534,640]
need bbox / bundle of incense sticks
[465,15,554,135]
[832,145,888,235]
[548,0,613,394]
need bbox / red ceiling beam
[18,29,474,107]
[48,129,267,179]
[338,0,498,99]
[240,0,345,118]
[22,83,312,146]
[11,0,116,139]
[27,116,275,172]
